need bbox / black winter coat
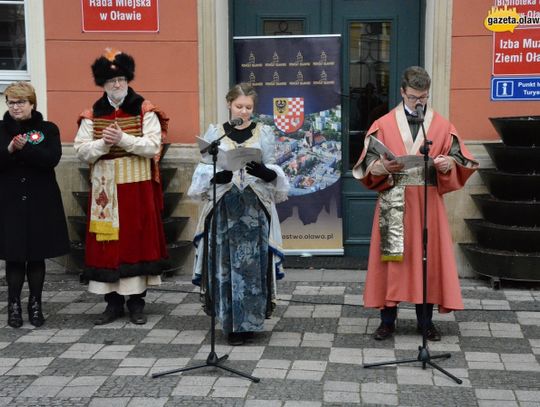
[0,110,70,261]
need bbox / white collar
[403,102,415,116]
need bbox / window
[348,21,391,169]
[0,0,29,85]
[263,20,304,36]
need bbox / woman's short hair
[226,82,258,105]
[4,81,37,109]
[401,66,431,92]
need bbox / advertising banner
[487,1,540,100]
[234,35,343,254]
[81,0,159,32]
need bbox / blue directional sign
[491,76,540,101]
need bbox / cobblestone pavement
[0,264,539,406]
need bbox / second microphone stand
[363,112,462,385]
[152,128,260,383]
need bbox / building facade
[1,0,534,275]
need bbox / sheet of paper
[220,147,262,172]
[368,136,434,170]
[368,135,396,160]
[197,136,262,172]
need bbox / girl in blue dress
[188,83,289,345]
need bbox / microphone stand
[363,112,462,385]
[152,125,260,382]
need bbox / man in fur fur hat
[74,48,168,325]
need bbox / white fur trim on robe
[88,275,161,296]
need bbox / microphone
[415,103,424,121]
[229,117,243,127]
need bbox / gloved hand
[245,161,277,182]
[211,170,233,184]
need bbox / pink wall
[44,0,199,143]
[451,0,540,141]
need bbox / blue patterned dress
[188,122,290,335]
[205,185,270,333]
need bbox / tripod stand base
[152,351,260,382]
[363,346,462,384]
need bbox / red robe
[353,104,478,312]
[77,92,168,282]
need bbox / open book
[197,137,262,172]
[368,135,433,170]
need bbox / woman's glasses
[6,100,29,108]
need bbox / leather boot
[94,306,124,325]
[127,293,147,325]
[28,296,45,327]
[8,298,23,328]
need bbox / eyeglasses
[104,76,127,86]
[6,100,29,108]
[404,94,429,103]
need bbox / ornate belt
[378,165,437,262]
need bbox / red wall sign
[81,0,159,32]
[493,28,540,75]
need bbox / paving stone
[141,329,178,344]
[328,347,363,365]
[285,369,321,380]
[460,337,533,353]
[361,382,396,393]
[96,376,178,398]
[56,385,101,398]
[130,343,200,359]
[516,390,540,402]
[211,386,249,398]
[268,332,302,347]
[469,370,540,389]
[361,392,398,405]
[476,388,516,401]
[398,386,477,407]
[246,379,323,401]
[170,330,207,345]
[323,390,360,403]
[93,345,134,360]
[244,401,282,407]
[0,343,68,358]
[41,358,120,376]
[89,398,131,407]
[127,397,169,407]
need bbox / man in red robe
[353,66,478,341]
[75,49,168,325]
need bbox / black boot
[8,298,23,328]
[127,293,147,325]
[28,296,45,327]
[94,292,125,325]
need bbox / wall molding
[424,0,453,118]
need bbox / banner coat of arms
[273,97,305,134]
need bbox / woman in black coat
[0,82,69,328]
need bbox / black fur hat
[91,48,135,86]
